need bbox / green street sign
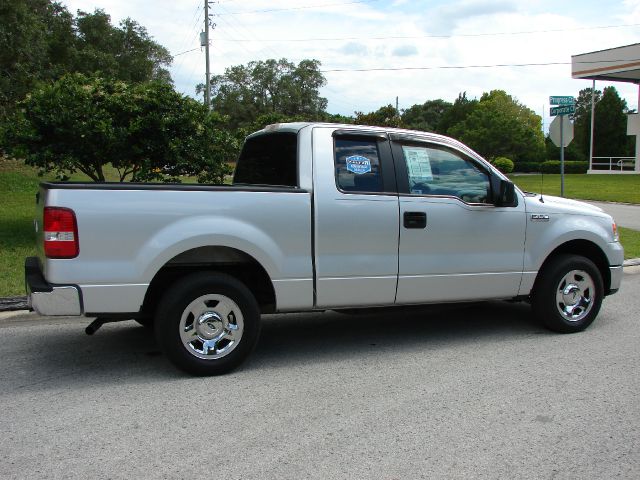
[550,105,575,116]
[549,96,575,106]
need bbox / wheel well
[142,246,276,316]
[539,240,611,293]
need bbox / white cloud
[339,42,369,56]
[427,0,520,34]
[391,45,418,57]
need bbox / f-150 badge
[531,214,550,221]
[346,155,372,174]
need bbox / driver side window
[400,144,491,204]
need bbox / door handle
[404,211,427,229]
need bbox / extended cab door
[312,127,399,308]
[390,136,527,303]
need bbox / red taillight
[43,207,79,258]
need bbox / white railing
[590,157,636,172]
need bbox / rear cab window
[332,132,397,194]
[233,132,298,187]
[334,138,383,193]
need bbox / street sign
[549,116,573,147]
[548,95,575,198]
[550,105,575,116]
[549,96,575,106]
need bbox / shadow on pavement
[4,301,545,390]
[250,301,543,371]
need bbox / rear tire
[531,254,603,333]
[155,272,260,375]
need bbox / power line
[218,0,378,16]
[174,46,202,56]
[320,58,640,73]
[213,22,640,43]
[216,3,283,60]
[173,2,203,55]
[171,3,205,78]
[322,62,569,73]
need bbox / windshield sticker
[346,155,372,175]
[403,146,433,181]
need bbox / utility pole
[203,0,212,109]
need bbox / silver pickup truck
[25,122,624,375]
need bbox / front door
[391,138,527,304]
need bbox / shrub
[540,161,589,174]
[5,74,236,183]
[513,161,542,173]
[491,156,514,174]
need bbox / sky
[61,0,640,130]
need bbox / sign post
[549,96,575,197]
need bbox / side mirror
[491,177,517,207]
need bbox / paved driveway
[1,273,639,479]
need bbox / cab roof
[247,122,486,165]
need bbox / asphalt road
[586,201,640,230]
[1,273,639,479]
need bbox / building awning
[572,43,640,84]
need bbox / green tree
[571,86,634,159]
[5,74,234,183]
[593,86,633,157]
[545,135,585,161]
[0,0,75,118]
[322,112,355,124]
[0,1,172,123]
[439,92,478,135]
[72,10,172,84]
[207,58,328,128]
[354,104,403,127]
[572,87,602,159]
[401,99,452,133]
[449,90,545,163]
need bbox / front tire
[531,254,604,333]
[155,272,261,375]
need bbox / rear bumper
[25,257,82,316]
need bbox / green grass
[510,174,640,204]
[620,227,640,260]
[0,160,42,296]
[1,161,639,297]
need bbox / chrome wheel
[555,269,596,322]
[179,294,244,360]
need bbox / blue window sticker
[346,155,372,175]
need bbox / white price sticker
[403,146,433,181]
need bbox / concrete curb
[0,310,32,320]
[0,296,28,312]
